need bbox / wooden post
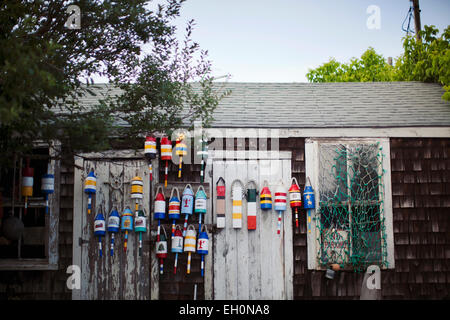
[412,0,421,42]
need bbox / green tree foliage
[306,25,450,101]
[0,0,228,166]
[394,25,450,101]
[306,47,395,83]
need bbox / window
[0,143,59,270]
[305,138,394,271]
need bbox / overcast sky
[163,0,450,82]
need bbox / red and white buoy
[274,182,287,235]
[216,177,226,229]
[154,186,166,263]
[160,136,172,187]
[246,180,258,230]
[289,177,302,229]
[156,225,168,274]
[22,158,34,215]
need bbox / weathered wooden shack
[0,82,449,300]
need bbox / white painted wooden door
[212,153,293,300]
[72,152,158,300]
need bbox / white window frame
[305,138,395,270]
[0,141,60,270]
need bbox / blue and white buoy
[107,208,120,257]
[94,209,106,257]
[41,167,54,214]
[197,226,209,277]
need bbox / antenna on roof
[402,1,415,35]
[403,0,421,42]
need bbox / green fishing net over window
[315,142,388,272]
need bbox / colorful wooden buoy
[156,225,168,274]
[131,175,144,216]
[144,136,156,183]
[216,177,226,229]
[168,187,181,238]
[144,136,156,212]
[94,209,106,257]
[260,180,272,210]
[197,225,209,277]
[175,133,187,178]
[246,180,258,230]
[181,184,194,237]
[289,177,302,229]
[154,185,166,260]
[144,136,157,160]
[84,170,97,215]
[160,136,172,187]
[303,177,315,209]
[303,177,315,234]
[107,208,120,257]
[184,225,196,275]
[231,179,244,229]
[121,207,133,252]
[197,135,208,183]
[195,185,207,233]
[274,182,287,235]
[22,158,34,215]
[41,164,54,215]
[171,225,184,274]
[135,209,147,257]
[154,185,166,221]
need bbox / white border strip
[205,127,450,138]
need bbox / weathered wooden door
[72,151,157,300]
[212,151,293,299]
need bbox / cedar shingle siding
[284,137,450,300]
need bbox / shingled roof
[78,81,450,128]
